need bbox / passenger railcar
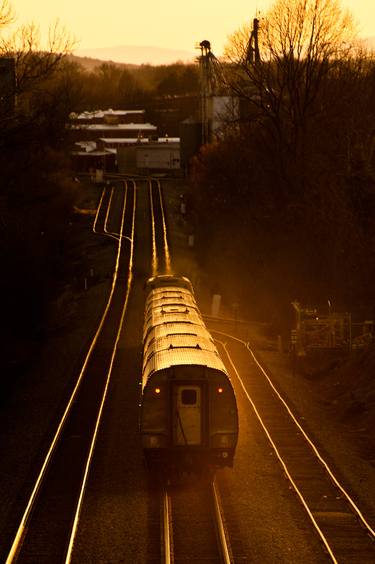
[140,274,238,475]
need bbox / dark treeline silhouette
[68,59,200,135]
[0,0,200,375]
[191,0,375,329]
[0,5,79,373]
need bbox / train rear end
[141,274,238,479]
[141,366,238,476]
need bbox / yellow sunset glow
[5,0,375,61]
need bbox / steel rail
[103,185,122,241]
[162,482,232,564]
[162,489,173,564]
[5,181,130,564]
[155,178,172,273]
[93,184,128,241]
[216,335,338,563]
[65,180,137,562]
[149,178,158,277]
[213,329,375,563]
[212,480,232,564]
[103,185,133,241]
[104,185,115,235]
[92,185,107,234]
[215,329,375,539]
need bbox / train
[140,274,238,477]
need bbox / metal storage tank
[180,117,202,172]
[117,145,138,174]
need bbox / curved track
[212,329,375,563]
[5,181,136,563]
[149,177,171,276]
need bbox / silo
[180,117,202,173]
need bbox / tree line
[67,58,199,109]
[0,1,78,359]
[0,0,201,373]
[66,59,200,135]
[191,0,375,329]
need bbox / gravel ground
[0,181,115,560]
[0,176,373,562]
[251,344,375,525]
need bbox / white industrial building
[69,107,181,174]
[117,138,180,173]
[69,108,145,124]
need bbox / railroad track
[5,180,136,563]
[146,180,238,562]
[212,329,375,563]
[149,177,171,276]
[161,479,232,563]
[146,179,244,562]
[93,183,122,240]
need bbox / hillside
[67,54,137,72]
[73,44,196,67]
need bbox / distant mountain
[67,55,133,72]
[73,45,196,66]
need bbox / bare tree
[224,0,357,164]
[190,0,375,316]
[1,19,75,102]
[0,0,13,29]
[0,6,76,152]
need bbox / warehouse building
[117,138,180,174]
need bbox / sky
[6,0,375,61]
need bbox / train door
[173,385,202,445]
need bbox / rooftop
[98,137,180,144]
[70,108,145,120]
[69,123,157,131]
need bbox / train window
[166,332,197,337]
[147,351,155,362]
[181,389,197,405]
